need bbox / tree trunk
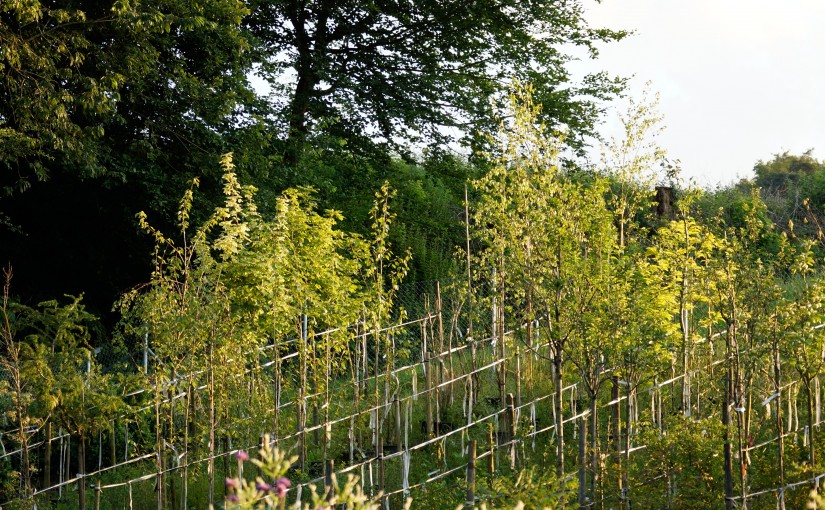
[807,379,817,467]
[723,365,734,510]
[208,342,216,509]
[578,410,587,510]
[44,420,52,493]
[680,218,691,418]
[773,340,785,510]
[156,376,164,510]
[17,394,30,499]
[611,377,623,506]
[497,279,506,407]
[284,3,327,166]
[553,347,565,477]
[623,385,633,510]
[591,395,600,505]
[464,185,479,406]
[78,433,86,510]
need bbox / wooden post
[60,430,68,500]
[551,337,565,478]
[772,327,786,510]
[488,424,495,476]
[466,440,477,509]
[298,315,307,469]
[109,420,116,468]
[378,431,385,507]
[426,352,434,437]
[156,376,165,510]
[590,396,600,504]
[515,343,522,407]
[464,184,478,407]
[362,322,368,396]
[436,282,448,405]
[168,369,177,510]
[78,434,86,510]
[493,269,507,404]
[578,411,588,509]
[97,431,104,510]
[184,383,193,508]
[497,275,506,408]
[611,376,622,504]
[724,362,734,510]
[506,393,516,470]
[395,396,402,453]
[325,333,332,463]
[44,420,52,493]
[526,292,533,396]
[207,339,216,510]
[274,336,281,447]
[434,319,442,429]
[324,459,335,502]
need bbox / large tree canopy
[247,0,627,159]
[0,0,254,196]
[0,1,116,191]
[0,0,255,318]
[1,0,628,320]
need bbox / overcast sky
[579,0,825,187]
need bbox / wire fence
[2,277,825,509]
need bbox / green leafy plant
[224,435,398,510]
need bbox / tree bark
[773,338,785,510]
[723,364,733,510]
[807,379,817,467]
[553,347,565,477]
[578,410,587,510]
[79,433,86,510]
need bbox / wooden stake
[466,440,476,509]
[506,393,516,470]
[298,315,307,469]
[436,282,448,405]
[325,459,335,502]
[488,424,495,476]
[395,396,402,454]
[426,352,434,437]
[44,420,52,493]
[79,434,86,510]
[578,410,588,510]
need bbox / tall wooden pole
[466,440,477,510]
[464,184,478,405]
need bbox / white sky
[580,0,825,187]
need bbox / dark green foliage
[0,293,132,504]
[754,150,824,192]
[0,0,257,321]
[634,415,725,509]
[0,0,254,192]
[697,183,784,261]
[0,1,115,188]
[284,144,472,284]
[247,0,627,159]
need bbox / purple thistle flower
[273,476,291,498]
[234,450,250,461]
[225,478,238,489]
[256,481,273,492]
[226,494,239,503]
